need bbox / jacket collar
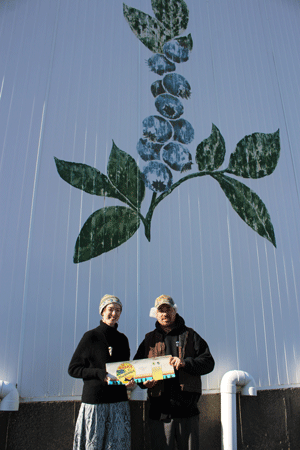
[99,319,118,335]
[155,313,186,335]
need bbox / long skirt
[73,401,131,450]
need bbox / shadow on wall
[1,390,300,449]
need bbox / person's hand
[105,375,118,384]
[126,379,136,388]
[169,356,185,370]
[143,379,158,388]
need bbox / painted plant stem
[143,171,212,240]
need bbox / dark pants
[148,415,200,450]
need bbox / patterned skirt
[73,401,131,450]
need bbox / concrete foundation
[0,388,299,449]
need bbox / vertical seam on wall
[16,0,62,390]
[226,214,240,368]
[260,0,300,208]
[17,101,46,389]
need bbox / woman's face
[102,304,122,327]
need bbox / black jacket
[134,314,214,419]
[68,320,130,404]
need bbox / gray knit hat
[99,294,122,315]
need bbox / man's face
[156,304,176,327]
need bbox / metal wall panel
[0,0,300,401]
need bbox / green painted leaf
[107,141,145,209]
[151,0,189,36]
[196,124,226,171]
[74,206,140,263]
[213,173,276,247]
[226,129,280,178]
[123,3,173,53]
[54,157,125,203]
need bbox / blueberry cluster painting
[54,0,280,263]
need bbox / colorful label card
[106,355,175,385]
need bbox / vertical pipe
[221,370,257,450]
[221,391,237,450]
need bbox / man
[134,295,214,450]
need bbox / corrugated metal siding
[0,0,300,401]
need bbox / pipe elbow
[0,380,19,411]
[220,370,257,396]
[240,372,256,396]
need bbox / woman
[68,294,133,450]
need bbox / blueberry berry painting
[54,0,280,263]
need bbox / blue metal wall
[0,0,300,401]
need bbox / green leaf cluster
[54,142,145,262]
[123,0,189,53]
[195,125,280,247]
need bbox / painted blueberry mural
[54,0,280,263]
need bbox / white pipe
[220,370,256,450]
[0,380,19,411]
